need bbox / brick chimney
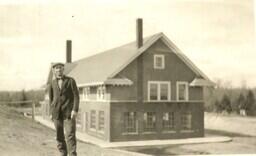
[136,18,143,48]
[66,40,72,63]
[137,18,143,103]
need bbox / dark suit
[49,75,80,156]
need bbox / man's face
[53,65,64,78]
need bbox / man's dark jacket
[49,76,80,120]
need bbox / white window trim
[148,81,171,102]
[176,81,189,101]
[154,54,165,69]
[82,88,86,100]
[78,87,85,101]
[97,86,106,101]
[98,111,105,134]
[89,110,97,132]
[83,87,88,100]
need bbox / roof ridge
[71,32,163,64]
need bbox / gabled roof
[48,32,214,87]
[65,33,162,86]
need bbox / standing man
[49,62,80,156]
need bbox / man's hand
[71,110,77,120]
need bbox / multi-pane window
[143,112,156,132]
[148,81,170,101]
[163,112,175,131]
[154,54,165,69]
[181,111,192,130]
[177,82,189,101]
[97,86,106,100]
[98,111,105,132]
[90,110,96,130]
[124,112,137,133]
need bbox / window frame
[181,111,192,130]
[123,112,138,134]
[162,112,175,131]
[148,81,171,102]
[84,87,90,100]
[143,112,157,132]
[97,85,106,101]
[176,81,189,101]
[154,54,165,69]
[98,111,105,133]
[78,87,85,101]
[90,110,97,131]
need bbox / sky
[0,0,255,90]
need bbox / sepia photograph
[0,0,256,155]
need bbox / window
[163,112,175,131]
[181,111,192,130]
[84,87,90,100]
[90,110,96,130]
[78,87,90,100]
[143,112,156,132]
[78,88,84,100]
[76,110,82,129]
[97,86,106,100]
[149,83,158,100]
[154,54,165,69]
[160,83,168,100]
[98,111,105,133]
[177,82,189,101]
[123,112,137,133]
[85,112,88,130]
[148,81,171,101]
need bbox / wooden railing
[0,100,37,120]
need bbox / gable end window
[154,54,165,69]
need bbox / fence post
[32,101,35,120]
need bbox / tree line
[0,82,255,116]
[0,89,45,107]
[204,86,256,116]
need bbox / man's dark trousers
[54,117,77,156]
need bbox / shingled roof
[47,32,214,87]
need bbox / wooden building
[42,19,214,142]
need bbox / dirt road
[0,105,142,156]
